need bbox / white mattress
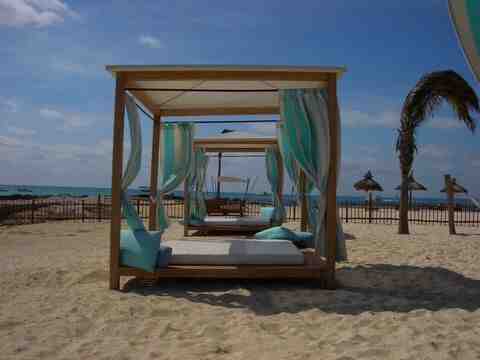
[203,216,270,226]
[164,239,304,265]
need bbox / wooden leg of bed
[110,274,120,290]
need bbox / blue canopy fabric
[187,148,209,222]
[265,146,285,224]
[449,0,480,82]
[155,123,194,232]
[280,88,347,261]
[277,123,314,230]
[121,94,146,232]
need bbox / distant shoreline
[0,184,473,206]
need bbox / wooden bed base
[118,252,334,288]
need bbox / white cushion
[203,216,270,227]
[164,239,304,265]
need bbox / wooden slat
[156,106,279,117]
[119,262,329,280]
[110,74,126,290]
[123,70,332,82]
[148,116,161,230]
[325,74,339,276]
[299,169,308,231]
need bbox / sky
[0,0,479,197]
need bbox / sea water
[0,184,471,206]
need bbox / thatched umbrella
[395,172,427,204]
[440,177,468,194]
[441,175,468,235]
[353,171,383,223]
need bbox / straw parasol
[354,170,383,192]
[353,171,383,223]
[440,177,468,193]
[441,175,468,235]
[395,172,427,204]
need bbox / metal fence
[1,197,479,226]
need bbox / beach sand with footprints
[2,221,480,359]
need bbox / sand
[2,221,480,359]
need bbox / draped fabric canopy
[277,123,314,229]
[187,148,209,222]
[265,146,285,224]
[121,94,146,232]
[449,0,480,82]
[280,88,347,261]
[156,123,194,232]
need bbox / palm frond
[396,70,479,176]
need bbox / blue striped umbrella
[449,0,480,81]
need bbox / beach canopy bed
[106,65,346,290]
[184,137,284,235]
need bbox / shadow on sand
[123,263,480,315]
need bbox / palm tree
[396,70,479,234]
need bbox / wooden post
[368,192,372,224]
[82,200,85,222]
[445,174,456,235]
[277,146,284,224]
[183,179,190,236]
[109,74,126,290]
[325,74,339,283]
[97,194,101,222]
[149,116,161,230]
[216,152,222,198]
[299,169,308,231]
[31,199,35,224]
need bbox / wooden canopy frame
[106,65,344,290]
[183,137,289,236]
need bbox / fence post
[345,202,349,223]
[82,200,85,222]
[97,194,101,222]
[137,199,141,218]
[31,199,35,224]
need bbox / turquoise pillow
[254,226,297,240]
[120,230,161,272]
[156,244,172,268]
[260,207,275,221]
[292,231,314,249]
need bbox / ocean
[0,184,472,206]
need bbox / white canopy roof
[106,65,346,117]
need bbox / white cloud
[7,126,35,136]
[0,97,19,112]
[39,107,63,120]
[39,107,94,130]
[341,109,399,128]
[139,35,163,49]
[0,0,76,27]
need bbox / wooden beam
[299,169,308,231]
[123,70,331,82]
[128,90,156,115]
[110,74,126,290]
[183,178,190,237]
[325,74,339,277]
[195,137,277,145]
[156,107,279,117]
[148,116,161,230]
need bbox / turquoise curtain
[156,123,194,232]
[187,148,209,222]
[280,88,346,261]
[265,146,285,224]
[278,124,315,230]
[121,94,146,232]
